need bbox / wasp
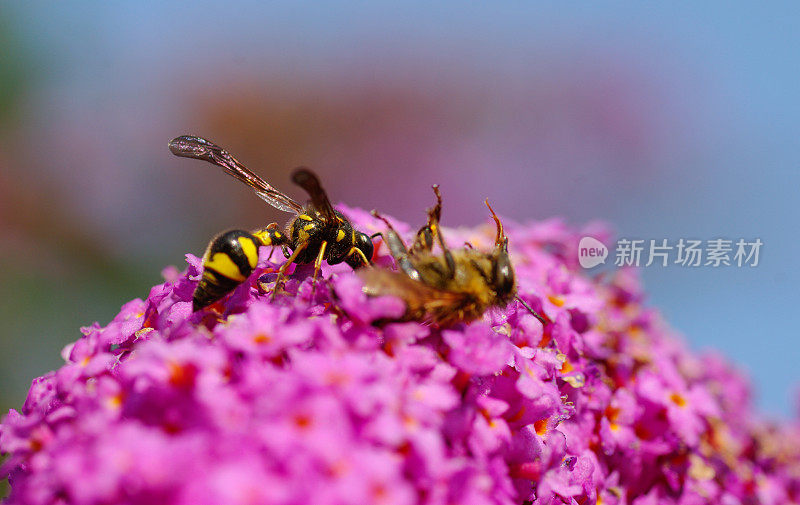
[361,186,547,327]
[168,135,374,311]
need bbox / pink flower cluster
[2,207,799,505]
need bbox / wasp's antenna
[515,296,548,326]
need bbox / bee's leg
[410,184,443,253]
[515,296,549,327]
[428,186,456,278]
[270,241,308,300]
[409,185,455,278]
[411,226,435,254]
[310,240,328,297]
[370,210,423,282]
[433,229,455,279]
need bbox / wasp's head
[346,231,374,269]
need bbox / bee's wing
[358,268,468,321]
[169,135,304,215]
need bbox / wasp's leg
[370,210,422,282]
[343,230,375,269]
[310,240,328,297]
[345,246,371,267]
[269,241,309,300]
[193,230,262,311]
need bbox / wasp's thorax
[287,209,372,268]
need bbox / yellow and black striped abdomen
[193,229,265,311]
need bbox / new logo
[578,237,608,269]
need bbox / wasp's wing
[358,268,471,324]
[169,135,303,214]
[291,168,338,223]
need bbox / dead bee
[362,186,547,327]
